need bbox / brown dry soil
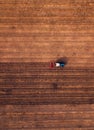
[0,0,94,129]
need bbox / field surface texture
[0,0,94,129]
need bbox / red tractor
[50,61,66,68]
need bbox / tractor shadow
[56,57,68,65]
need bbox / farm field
[0,0,94,129]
